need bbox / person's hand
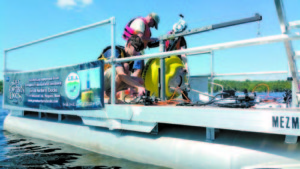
[151,38,159,42]
[137,87,146,96]
[129,87,137,97]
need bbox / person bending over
[98,35,146,103]
[123,12,160,50]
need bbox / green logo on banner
[65,73,81,100]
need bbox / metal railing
[3,1,300,106]
[104,0,299,106]
[106,33,300,105]
[5,31,299,105]
[107,34,300,64]
[3,17,116,106]
[274,0,299,107]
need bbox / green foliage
[208,79,291,93]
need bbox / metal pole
[112,34,300,64]
[3,50,7,73]
[3,50,7,109]
[159,41,166,100]
[159,14,262,41]
[5,19,112,52]
[274,0,299,107]
[110,17,116,105]
[210,51,214,95]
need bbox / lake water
[0,95,167,169]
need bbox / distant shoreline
[209,79,291,93]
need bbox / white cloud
[57,0,93,9]
[82,0,92,5]
[57,0,76,8]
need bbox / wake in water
[0,133,125,168]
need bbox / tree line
[208,79,292,93]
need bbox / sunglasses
[132,44,141,52]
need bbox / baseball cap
[149,12,160,29]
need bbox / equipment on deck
[172,14,187,34]
[144,13,262,101]
[142,56,187,99]
[193,89,257,108]
[283,89,292,107]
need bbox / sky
[0,0,299,81]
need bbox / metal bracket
[285,135,298,144]
[151,123,159,135]
[206,127,215,142]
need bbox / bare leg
[106,73,126,104]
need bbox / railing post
[210,51,214,95]
[274,0,299,108]
[159,40,166,100]
[3,50,7,109]
[3,50,7,73]
[209,51,218,138]
[206,127,215,142]
[110,17,116,105]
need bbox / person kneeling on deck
[98,35,146,103]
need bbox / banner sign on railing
[4,61,104,110]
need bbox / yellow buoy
[142,55,187,99]
[81,91,94,102]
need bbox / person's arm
[131,19,158,43]
[131,69,144,87]
[132,68,142,77]
[136,32,158,45]
[116,66,145,96]
[123,63,130,75]
[131,60,144,80]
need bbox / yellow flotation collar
[142,55,187,99]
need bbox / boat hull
[4,114,300,169]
